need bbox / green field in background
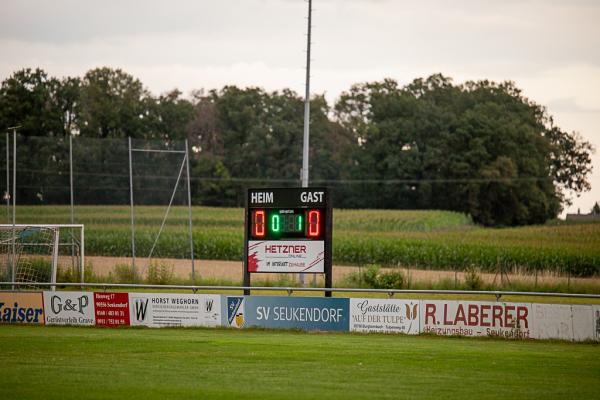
[1,325,598,400]
[11,205,600,275]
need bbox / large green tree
[334,74,593,225]
[187,86,350,206]
[78,67,149,138]
[0,68,65,136]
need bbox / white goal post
[0,224,84,289]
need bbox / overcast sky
[1,0,599,215]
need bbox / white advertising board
[129,293,221,328]
[43,291,95,325]
[532,304,595,341]
[350,298,419,334]
[248,240,324,273]
[571,305,594,341]
[532,304,572,340]
[420,300,532,338]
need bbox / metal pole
[69,135,74,225]
[50,229,59,291]
[128,137,136,275]
[80,226,85,284]
[301,0,312,188]
[69,134,76,275]
[5,132,9,224]
[184,140,196,283]
[11,128,16,287]
[300,0,312,287]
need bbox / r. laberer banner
[43,291,95,325]
[350,298,419,334]
[420,301,532,339]
[0,292,44,324]
[224,296,349,331]
[129,293,221,328]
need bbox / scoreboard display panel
[244,188,332,282]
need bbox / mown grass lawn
[1,325,598,399]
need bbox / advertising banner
[0,292,44,324]
[532,304,572,340]
[532,304,595,341]
[420,300,532,339]
[571,305,594,342]
[224,296,349,331]
[248,240,324,273]
[129,293,221,328]
[350,298,419,334]
[94,292,130,327]
[43,291,95,325]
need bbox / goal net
[0,224,84,289]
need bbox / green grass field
[11,205,600,275]
[1,325,598,399]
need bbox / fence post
[128,137,136,276]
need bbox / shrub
[376,270,404,289]
[111,263,140,283]
[464,266,484,290]
[146,262,174,285]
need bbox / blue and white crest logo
[227,297,245,328]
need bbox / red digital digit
[307,210,321,237]
[253,210,266,237]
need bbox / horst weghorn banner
[129,293,221,328]
[43,291,95,325]
[350,298,419,334]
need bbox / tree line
[0,67,593,226]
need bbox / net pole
[69,135,74,224]
[11,128,16,288]
[80,225,85,284]
[185,139,196,283]
[69,135,76,274]
[5,132,9,224]
[50,229,59,291]
[128,137,136,275]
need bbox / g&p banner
[43,291,95,325]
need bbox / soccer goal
[0,224,84,289]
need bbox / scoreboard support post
[243,187,332,297]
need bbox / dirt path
[82,256,599,288]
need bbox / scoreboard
[243,187,332,295]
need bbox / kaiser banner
[421,300,532,339]
[43,291,95,325]
[129,293,221,328]
[350,298,419,334]
[224,296,349,331]
[0,292,44,324]
[248,240,324,273]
